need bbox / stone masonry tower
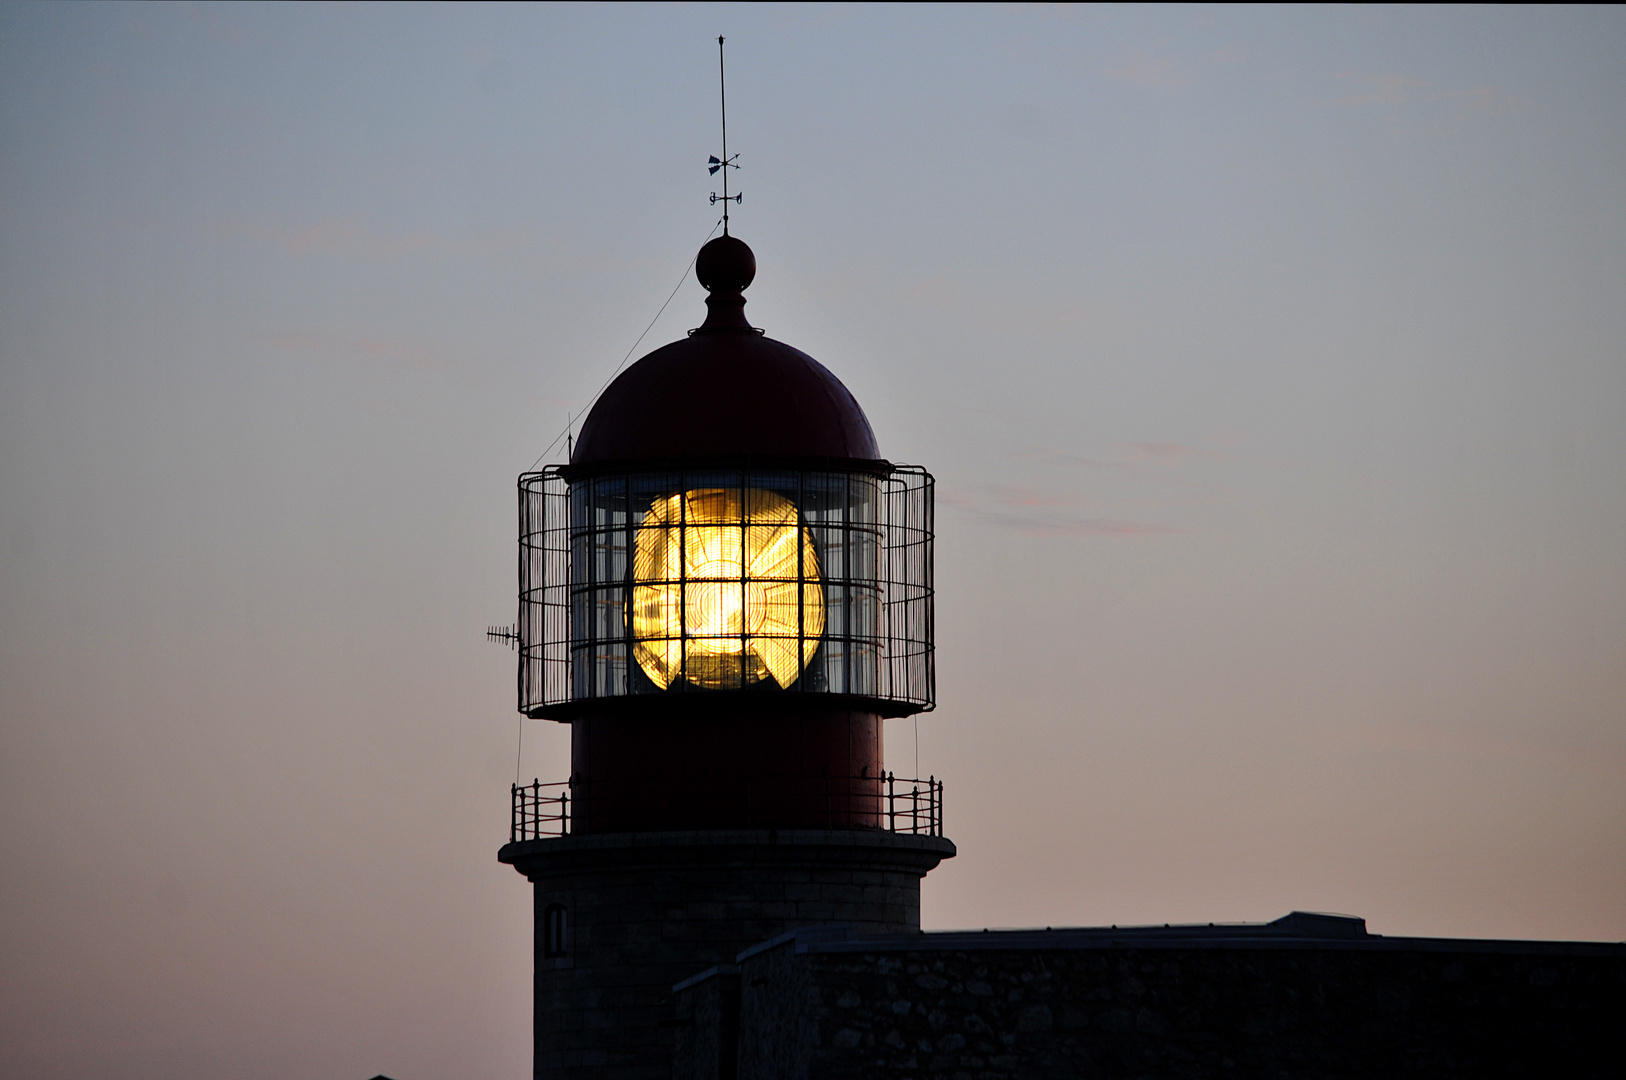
[498,234,954,1078]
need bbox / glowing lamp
[631,487,824,690]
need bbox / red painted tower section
[567,703,882,833]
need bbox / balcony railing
[511,780,572,841]
[509,772,943,842]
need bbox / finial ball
[696,235,756,293]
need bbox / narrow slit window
[543,903,568,958]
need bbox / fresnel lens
[631,488,824,691]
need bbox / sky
[2,4,1623,1078]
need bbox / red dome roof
[570,237,879,467]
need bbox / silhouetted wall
[674,918,1625,1080]
[501,829,954,1079]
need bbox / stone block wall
[500,829,955,1079]
[672,965,741,1080]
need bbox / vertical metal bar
[678,470,687,690]
[591,481,604,699]
[517,480,526,713]
[796,470,805,689]
[624,475,635,694]
[924,471,935,710]
[843,475,852,694]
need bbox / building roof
[721,912,1626,968]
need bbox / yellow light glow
[631,488,824,690]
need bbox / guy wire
[527,216,724,472]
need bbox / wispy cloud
[1120,442,1212,466]
[943,484,1177,538]
[1335,73,1432,107]
[981,512,1176,538]
[1101,50,1191,90]
[962,433,1244,535]
[1332,73,1524,117]
[1012,440,1224,472]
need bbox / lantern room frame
[518,461,934,719]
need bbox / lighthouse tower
[498,233,952,1078]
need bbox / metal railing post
[932,776,940,836]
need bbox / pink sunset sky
[2,5,1623,1078]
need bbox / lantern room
[514,234,935,832]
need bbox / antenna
[487,624,519,650]
[707,35,741,232]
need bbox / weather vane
[708,35,741,233]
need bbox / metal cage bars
[517,465,934,717]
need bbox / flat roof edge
[797,928,1626,957]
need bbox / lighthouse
[498,232,953,1078]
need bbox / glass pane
[528,466,933,711]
